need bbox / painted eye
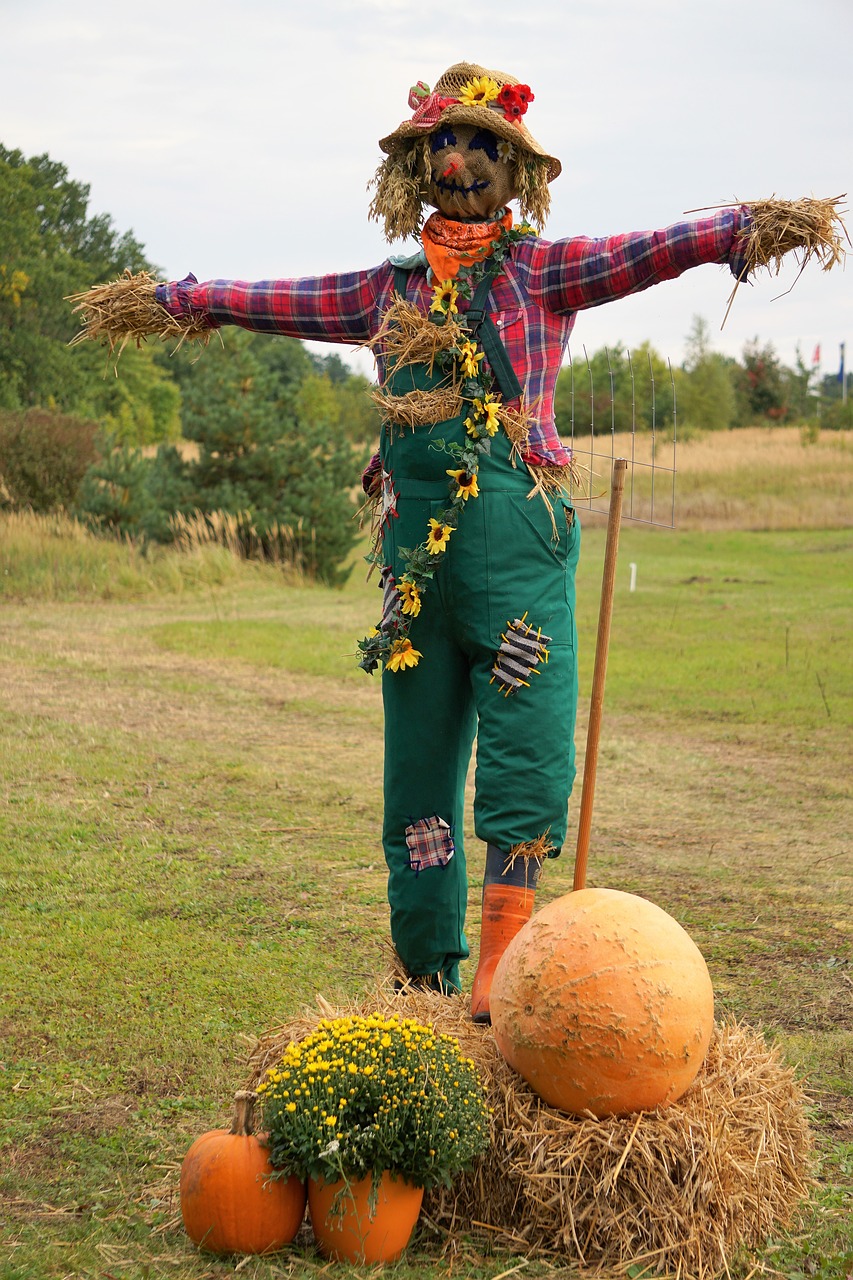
[430,127,457,153]
[468,130,499,162]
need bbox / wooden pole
[573,458,628,891]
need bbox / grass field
[1,428,851,1279]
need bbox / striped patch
[378,564,401,632]
[491,613,551,694]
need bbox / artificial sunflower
[480,393,502,436]
[426,517,454,554]
[447,468,480,500]
[458,341,485,379]
[429,279,459,317]
[458,75,500,107]
[399,577,422,617]
[464,411,481,438]
[386,638,423,672]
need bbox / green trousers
[377,408,580,988]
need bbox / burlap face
[426,122,516,220]
[369,61,557,240]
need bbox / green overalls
[377,263,581,991]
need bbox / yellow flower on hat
[386,638,422,672]
[458,75,500,106]
[426,517,453,554]
[446,468,480,500]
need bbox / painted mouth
[432,176,490,198]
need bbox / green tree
[735,338,790,422]
[674,316,736,432]
[76,441,168,538]
[256,338,381,446]
[782,346,818,423]
[176,331,365,583]
[556,342,672,439]
[0,144,179,440]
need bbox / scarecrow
[72,62,845,1023]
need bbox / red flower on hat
[497,83,534,121]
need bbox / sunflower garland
[357,221,536,675]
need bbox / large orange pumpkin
[180,1090,306,1254]
[490,888,714,1117]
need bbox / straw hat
[379,61,561,183]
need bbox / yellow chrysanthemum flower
[429,279,459,316]
[458,76,500,107]
[426,518,453,554]
[399,577,422,617]
[385,638,422,672]
[446,468,480,500]
[458,341,484,379]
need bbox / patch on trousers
[491,612,551,695]
[380,468,399,528]
[405,815,455,872]
[378,564,401,632]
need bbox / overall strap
[393,258,522,402]
[465,262,523,402]
[393,265,410,297]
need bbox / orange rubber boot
[470,882,536,1024]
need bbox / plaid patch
[491,615,551,694]
[405,815,455,872]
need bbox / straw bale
[66,269,214,361]
[247,987,813,1279]
[370,384,463,430]
[366,295,464,373]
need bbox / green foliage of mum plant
[259,1014,490,1194]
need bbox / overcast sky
[2,0,850,379]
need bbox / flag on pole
[838,342,846,383]
[812,343,821,366]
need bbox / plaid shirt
[157,209,750,466]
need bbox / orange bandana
[421,209,513,282]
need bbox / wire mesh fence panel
[564,346,677,527]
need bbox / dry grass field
[570,426,852,530]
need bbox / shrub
[0,408,101,511]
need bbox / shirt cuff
[727,208,753,281]
[155,274,220,327]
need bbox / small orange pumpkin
[308,1171,424,1263]
[180,1090,306,1254]
[490,888,715,1118]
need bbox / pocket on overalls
[485,491,577,643]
